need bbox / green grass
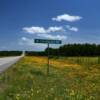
[0,56,100,100]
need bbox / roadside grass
[0,56,100,100]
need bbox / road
[0,56,23,73]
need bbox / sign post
[47,43,49,75]
[34,39,62,75]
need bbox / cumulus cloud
[23,27,46,34]
[37,34,67,40]
[47,26,64,33]
[23,26,64,34]
[19,37,47,49]
[52,14,82,22]
[19,37,34,46]
[22,26,67,46]
[66,25,79,32]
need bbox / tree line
[59,44,100,56]
[0,51,22,57]
[0,44,100,57]
[27,44,100,57]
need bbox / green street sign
[34,38,62,75]
[34,39,62,44]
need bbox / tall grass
[0,56,100,100]
[63,57,99,66]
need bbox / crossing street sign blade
[34,39,62,44]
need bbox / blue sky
[0,0,100,51]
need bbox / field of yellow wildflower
[0,56,100,100]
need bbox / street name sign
[34,38,62,75]
[34,39,62,44]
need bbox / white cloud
[37,34,67,40]
[19,37,47,48]
[19,37,34,46]
[66,25,79,32]
[23,27,46,34]
[52,14,82,22]
[23,26,64,34]
[47,26,64,33]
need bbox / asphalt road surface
[0,56,23,73]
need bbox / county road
[0,56,23,73]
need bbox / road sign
[34,39,62,75]
[34,39,62,44]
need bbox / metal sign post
[34,39,62,75]
[47,43,49,75]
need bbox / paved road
[0,56,23,73]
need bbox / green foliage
[26,44,100,57]
[0,51,22,57]
[0,44,100,57]
[59,44,100,56]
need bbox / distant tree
[0,51,22,57]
